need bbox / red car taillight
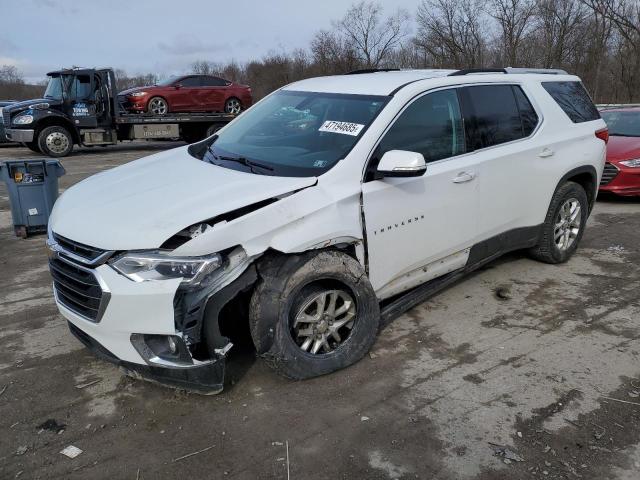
[595,127,609,144]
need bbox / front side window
[180,76,201,87]
[203,90,388,177]
[377,89,466,163]
[599,110,640,137]
[460,84,525,150]
[542,81,600,123]
[69,75,92,100]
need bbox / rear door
[362,88,480,298]
[458,84,541,240]
[200,76,229,111]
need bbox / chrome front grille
[600,162,619,186]
[2,109,10,126]
[52,233,112,265]
[49,256,108,322]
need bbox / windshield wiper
[216,154,274,172]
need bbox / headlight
[13,115,34,125]
[620,158,640,168]
[29,102,49,110]
[128,91,147,97]
[110,252,222,285]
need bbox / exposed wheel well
[565,172,596,212]
[34,117,79,144]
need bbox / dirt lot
[0,141,639,480]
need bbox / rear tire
[249,251,380,380]
[38,126,73,157]
[529,181,589,264]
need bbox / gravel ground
[0,141,639,480]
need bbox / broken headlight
[110,252,222,285]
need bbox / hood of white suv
[49,146,317,251]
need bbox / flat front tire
[249,251,380,380]
[529,181,589,264]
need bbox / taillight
[595,127,609,144]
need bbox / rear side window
[542,81,600,123]
[202,76,228,87]
[459,85,525,150]
[513,86,539,136]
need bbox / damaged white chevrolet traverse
[48,68,607,393]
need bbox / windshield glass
[43,75,64,100]
[601,110,640,137]
[205,90,388,176]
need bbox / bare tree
[415,0,488,68]
[335,1,410,68]
[488,0,537,66]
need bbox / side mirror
[377,150,427,178]
[175,84,182,89]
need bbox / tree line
[2,0,640,103]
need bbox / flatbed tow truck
[2,67,236,157]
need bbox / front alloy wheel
[292,288,356,355]
[148,97,168,115]
[224,98,242,114]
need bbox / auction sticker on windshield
[319,120,365,136]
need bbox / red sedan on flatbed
[118,74,252,116]
[599,107,640,196]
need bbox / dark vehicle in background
[0,100,17,143]
[118,75,252,116]
[600,107,640,196]
[3,68,237,157]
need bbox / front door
[362,88,480,297]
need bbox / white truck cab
[47,68,607,393]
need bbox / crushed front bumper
[68,321,225,394]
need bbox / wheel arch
[555,165,598,213]
[34,115,79,144]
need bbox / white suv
[47,68,607,393]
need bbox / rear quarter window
[541,81,600,123]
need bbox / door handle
[538,147,555,158]
[452,171,476,183]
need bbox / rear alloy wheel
[38,126,73,157]
[148,97,168,115]
[529,181,588,264]
[224,97,242,114]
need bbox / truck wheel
[24,141,41,153]
[249,251,380,380]
[148,97,169,115]
[529,181,589,264]
[38,126,73,157]
[224,98,242,114]
[206,123,224,137]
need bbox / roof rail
[448,68,507,76]
[504,67,567,75]
[346,68,401,75]
[449,67,568,76]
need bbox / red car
[599,107,640,196]
[118,74,252,115]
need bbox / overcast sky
[1,0,419,83]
